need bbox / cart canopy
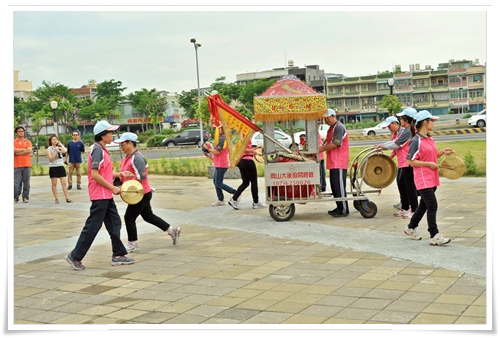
[254,75,327,122]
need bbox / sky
[10,6,491,96]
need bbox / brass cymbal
[120,179,144,205]
[362,153,397,189]
[440,156,466,180]
[254,147,264,163]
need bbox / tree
[177,89,198,118]
[237,78,275,114]
[379,95,402,116]
[146,95,168,135]
[126,88,164,132]
[94,79,127,124]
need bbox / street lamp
[387,78,395,116]
[190,38,204,144]
[387,78,394,96]
[455,75,463,114]
[50,100,58,137]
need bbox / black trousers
[398,166,419,212]
[329,168,349,214]
[233,159,259,203]
[72,198,127,261]
[124,191,170,242]
[409,187,439,238]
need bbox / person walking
[46,134,72,204]
[319,109,350,217]
[65,130,85,190]
[206,126,237,206]
[228,141,265,210]
[374,111,418,219]
[65,120,135,270]
[405,110,452,245]
[114,132,181,252]
[14,126,32,203]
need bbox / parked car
[161,129,208,147]
[318,124,330,140]
[362,122,393,136]
[106,134,121,151]
[251,130,294,149]
[468,109,486,128]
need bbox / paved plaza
[10,172,489,330]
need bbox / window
[470,89,484,98]
[472,74,482,82]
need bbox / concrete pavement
[11,173,489,328]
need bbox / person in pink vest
[65,121,135,270]
[206,126,237,206]
[374,110,418,219]
[405,110,453,245]
[115,132,181,252]
[319,109,350,217]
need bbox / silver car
[251,130,294,149]
[468,109,486,128]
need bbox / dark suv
[161,129,208,147]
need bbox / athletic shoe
[77,185,82,190]
[430,233,451,246]
[68,185,72,190]
[212,200,225,206]
[66,253,85,271]
[393,202,402,210]
[333,212,349,218]
[394,209,407,217]
[402,210,414,219]
[170,227,181,245]
[14,198,18,204]
[125,242,139,253]
[228,198,240,210]
[111,256,135,266]
[252,202,265,209]
[404,227,422,240]
[23,198,29,203]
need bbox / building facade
[326,59,486,123]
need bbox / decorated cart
[253,75,396,221]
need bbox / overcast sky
[11,6,490,96]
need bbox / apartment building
[236,59,486,124]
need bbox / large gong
[120,180,144,205]
[362,153,397,189]
[440,156,466,180]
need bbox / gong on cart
[120,180,144,205]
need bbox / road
[31,132,486,165]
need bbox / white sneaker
[393,202,402,210]
[170,227,181,245]
[125,242,139,253]
[404,227,422,240]
[430,233,451,246]
[252,202,265,209]
[228,198,240,210]
[212,200,225,206]
[394,209,406,217]
[402,210,414,219]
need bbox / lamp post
[50,100,58,137]
[455,75,463,114]
[190,38,204,144]
[387,78,395,116]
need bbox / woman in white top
[47,134,72,204]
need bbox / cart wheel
[353,200,361,211]
[359,201,377,218]
[269,203,295,222]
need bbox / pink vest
[120,152,151,194]
[409,134,440,190]
[87,143,114,201]
[213,137,230,168]
[325,123,349,169]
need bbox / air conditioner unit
[406,102,410,105]
[345,108,349,112]
[434,103,438,106]
[362,106,365,109]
